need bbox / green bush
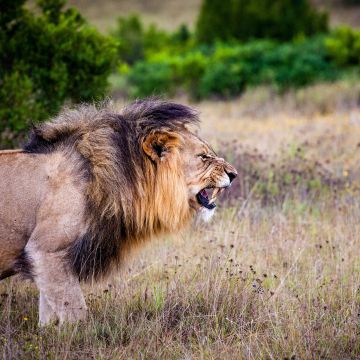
[126,37,340,99]
[196,0,328,43]
[176,52,208,96]
[196,0,234,44]
[325,26,360,66]
[210,41,277,85]
[112,14,145,65]
[0,71,43,146]
[112,14,193,65]
[260,38,338,89]
[0,0,117,147]
[172,24,191,44]
[127,61,174,98]
[198,62,245,98]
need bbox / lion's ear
[142,131,180,161]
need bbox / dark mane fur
[24,100,198,154]
[23,99,198,281]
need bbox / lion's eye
[199,153,209,160]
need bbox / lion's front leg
[39,291,57,325]
[26,244,87,326]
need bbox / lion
[0,100,237,325]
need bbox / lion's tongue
[200,189,208,199]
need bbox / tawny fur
[24,101,198,280]
[0,99,237,325]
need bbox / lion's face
[181,132,237,221]
[142,127,237,224]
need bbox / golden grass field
[1,83,360,359]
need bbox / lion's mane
[24,100,198,280]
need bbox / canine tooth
[209,188,220,203]
[213,187,220,197]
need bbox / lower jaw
[190,204,216,212]
[197,206,216,222]
[189,198,217,212]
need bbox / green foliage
[112,14,145,65]
[0,71,40,132]
[196,0,328,43]
[37,0,66,22]
[196,0,234,43]
[0,71,43,146]
[127,61,174,98]
[143,24,170,54]
[172,24,191,44]
[198,62,245,99]
[0,0,117,146]
[260,37,338,89]
[126,37,339,99]
[112,14,193,66]
[325,26,360,66]
[176,52,208,97]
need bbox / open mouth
[196,187,225,210]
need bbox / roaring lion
[0,100,237,325]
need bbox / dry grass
[1,198,360,359]
[67,0,201,32]
[65,0,360,32]
[2,91,360,359]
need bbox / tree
[196,0,234,43]
[0,0,117,147]
[196,0,328,44]
[112,14,145,65]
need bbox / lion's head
[180,132,237,221]
[142,129,237,222]
[24,100,237,280]
[131,101,237,226]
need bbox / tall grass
[1,98,360,359]
[1,195,360,359]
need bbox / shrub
[126,37,341,99]
[112,14,145,65]
[172,24,191,44]
[126,51,209,98]
[143,24,171,55]
[210,41,277,85]
[112,15,193,65]
[260,37,338,89]
[196,0,328,43]
[196,0,234,43]
[325,26,360,66]
[0,71,43,147]
[0,0,117,147]
[198,62,245,98]
[198,38,338,94]
[176,52,208,97]
[127,61,174,98]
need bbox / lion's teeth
[213,187,220,198]
[209,188,220,203]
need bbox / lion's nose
[226,170,237,183]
